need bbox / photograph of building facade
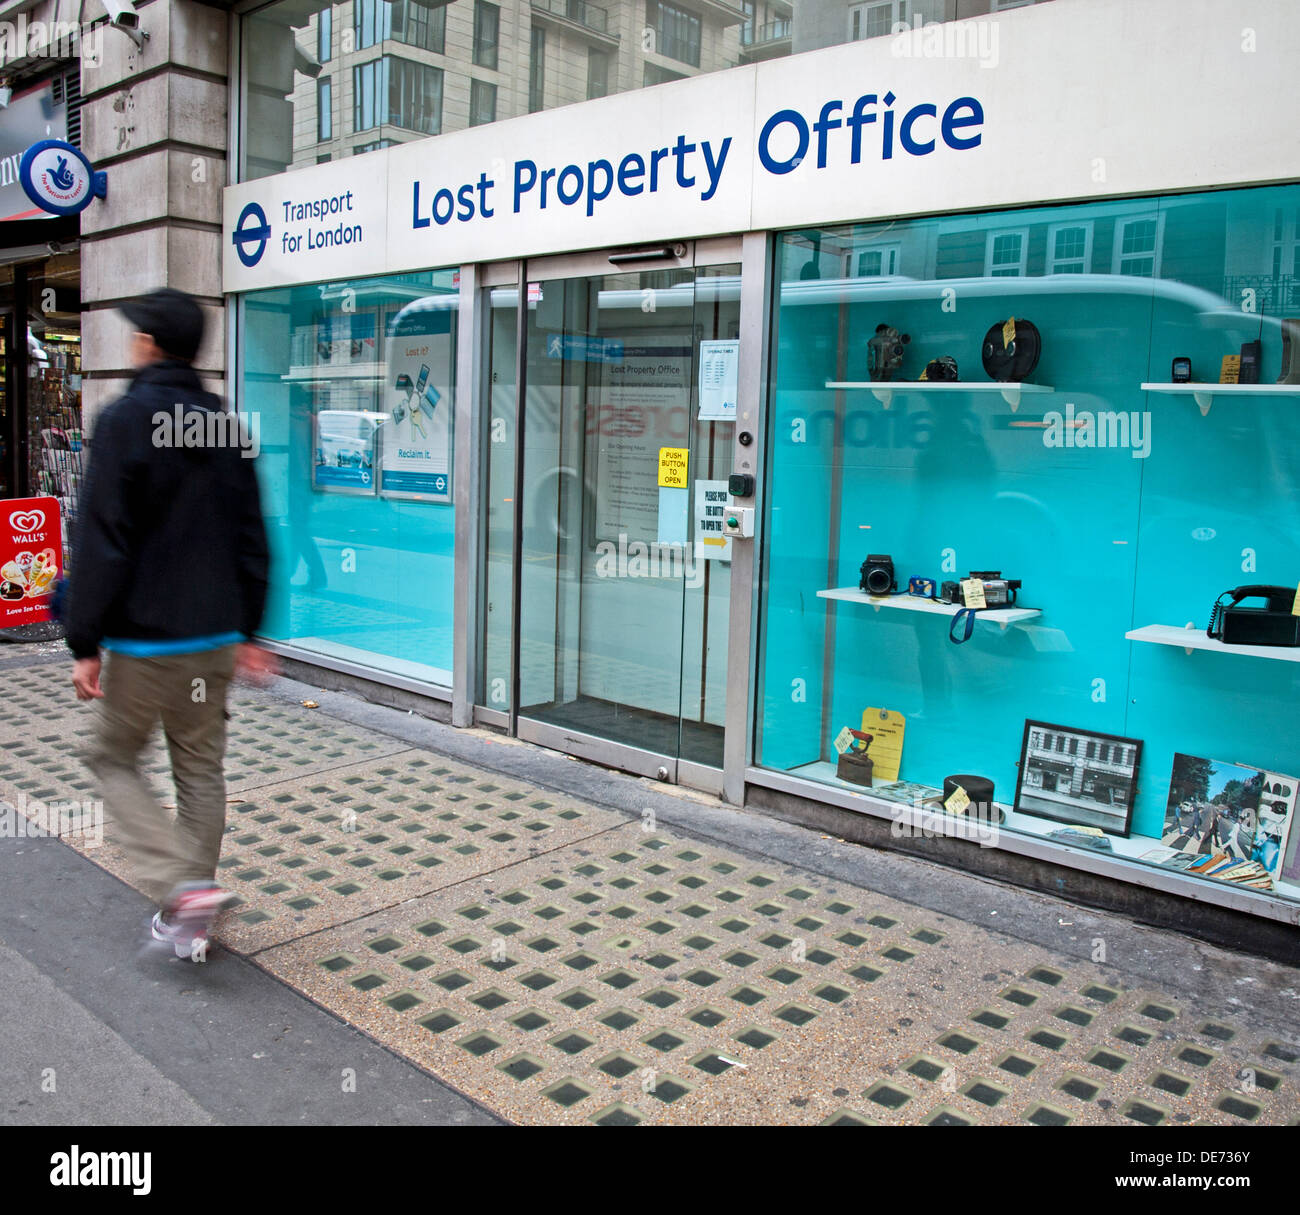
[5,0,1299,944]
[1018,724,1139,833]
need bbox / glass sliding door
[494,248,740,781]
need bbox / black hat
[120,287,205,363]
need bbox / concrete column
[78,0,229,431]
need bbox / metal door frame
[460,233,769,800]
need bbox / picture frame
[1014,720,1141,837]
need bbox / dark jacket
[64,360,269,660]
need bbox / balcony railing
[531,0,610,35]
[740,18,791,47]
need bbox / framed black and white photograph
[1014,721,1141,837]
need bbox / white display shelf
[282,365,384,382]
[1139,381,1300,416]
[817,586,1040,628]
[1126,623,1300,663]
[824,380,1053,411]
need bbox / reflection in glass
[244,271,460,685]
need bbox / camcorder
[867,324,910,382]
[940,571,1022,608]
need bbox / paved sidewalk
[1,650,1297,1126]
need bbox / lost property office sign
[222,0,1300,293]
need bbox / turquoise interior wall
[758,185,1300,845]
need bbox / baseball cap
[119,287,206,363]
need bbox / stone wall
[78,0,229,431]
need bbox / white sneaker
[150,911,209,961]
[151,883,235,961]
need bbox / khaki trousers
[90,646,237,907]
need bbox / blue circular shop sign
[19,140,105,216]
[232,202,272,268]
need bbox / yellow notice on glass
[960,578,987,610]
[1002,317,1016,348]
[859,707,905,783]
[658,447,689,489]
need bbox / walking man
[65,288,272,960]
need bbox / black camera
[940,571,1022,607]
[922,356,959,382]
[860,554,897,596]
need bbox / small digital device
[415,364,430,394]
[1171,356,1192,383]
[907,576,936,598]
[859,554,897,596]
[1238,340,1262,385]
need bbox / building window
[354,139,393,154]
[587,48,609,100]
[317,76,332,141]
[1048,222,1092,274]
[354,59,381,132]
[396,0,446,53]
[355,57,442,135]
[854,244,900,277]
[318,6,332,62]
[353,0,447,54]
[473,1,499,70]
[849,0,905,41]
[470,78,497,127]
[1114,214,1163,277]
[529,26,545,113]
[355,0,390,49]
[649,1,701,68]
[644,61,686,87]
[985,229,1028,277]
